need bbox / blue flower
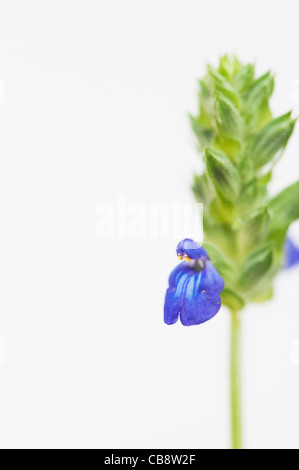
[164,239,225,326]
[284,237,299,269]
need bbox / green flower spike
[189,55,299,449]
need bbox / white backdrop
[1,0,299,449]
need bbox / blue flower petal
[180,262,224,326]
[176,238,209,260]
[164,263,196,325]
[284,237,299,269]
[198,260,225,293]
[167,261,195,288]
[181,288,222,326]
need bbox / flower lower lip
[165,240,225,326]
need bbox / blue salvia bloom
[164,239,225,326]
[284,237,299,269]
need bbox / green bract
[190,55,298,310]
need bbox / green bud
[213,135,242,164]
[208,69,239,106]
[250,206,269,231]
[250,113,296,169]
[239,153,254,183]
[190,56,298,310]
[210,197,235,224]
[243,72,274,110]
[250,287,273,303]
[198,80,214,127]
[232,64,255,92]
[203,219,233,254]
[199,79,211,99]
[238,245,273,291]
[269,181,299,235]
[245,207,270,244]
[218,55,241,81]
[203,241,235,284]
[192,173,213,203]
[238,178,259,210]
[216,94,243,140]
[221,288,245,311]
[189,115,214,150]
[258,170,272,185]
[205,147,241,201]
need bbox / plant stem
[230,310,242,449]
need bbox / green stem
[230,310,243,449]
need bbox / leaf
[205,147,241,202]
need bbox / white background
[0,0,299,449]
